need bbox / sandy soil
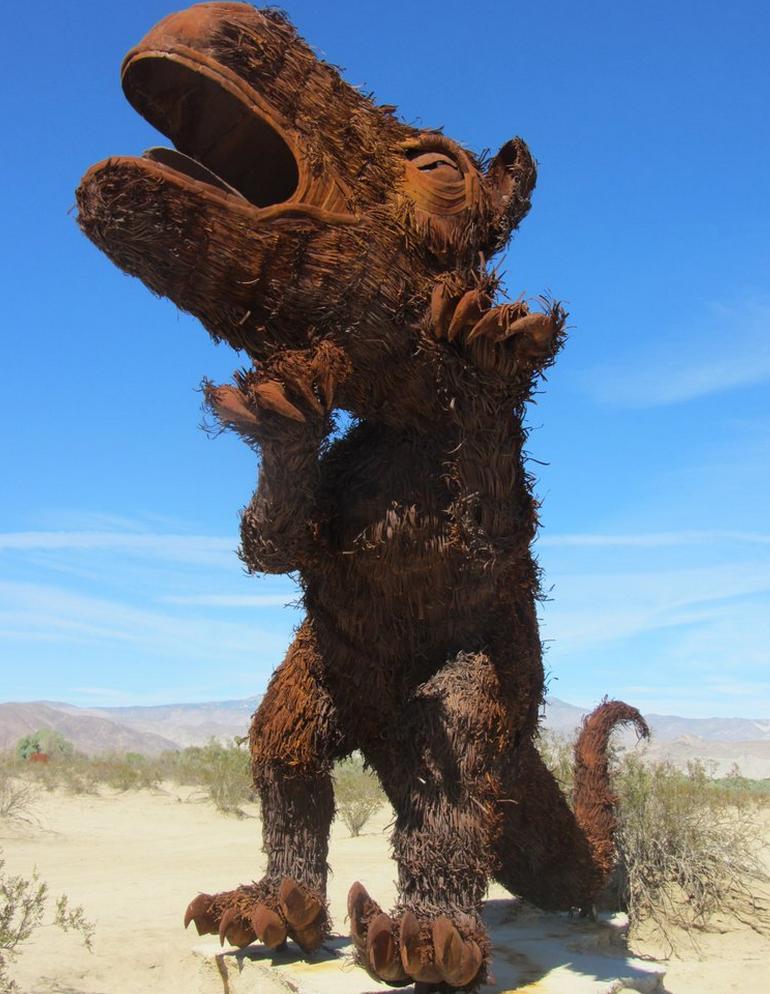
[1,786,768,993]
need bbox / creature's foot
[348,882,487,991]
[184,878,329,954]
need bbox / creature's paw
[431,282,564,367]
[206,340,351,436]
[348,883,486,991]
[184,878,329,954]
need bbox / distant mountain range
[2,696,769,778]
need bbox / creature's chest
[318,425,454,567]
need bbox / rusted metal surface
[76,5,647,990]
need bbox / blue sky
[1,0,768,716]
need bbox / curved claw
[253,380,306,422]
[278,878,322,930]
[430,282,459,339]
[367,913,409,983]
[432,916,483,988]
[447,289,491,342]
[218,906,236,946]
[206,385,260,433]
[251,905,287,950]
[348,881,381,950]
[218,906,255,948]
[499,311,555,349]
[399,911,443,985]
[286,374,325,417]
[184,893,216,934]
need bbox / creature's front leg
[349,651,509,992]
[185,621,345,955]
[206,341,350,574]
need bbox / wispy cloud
[0,580,291,662]
[0,530,235,567]
[540,560,770,651]
[539,529,770,549]
[583,298,770,407]
[160,593,297,607]
[71,686,127,699]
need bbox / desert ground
[1,785,768,994]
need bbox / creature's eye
[401,141,470,221]
[406,151,462,176]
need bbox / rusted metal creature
[77,4,648,990]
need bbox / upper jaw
[114,23,353,220]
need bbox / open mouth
[122,51,300,208]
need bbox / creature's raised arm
[206,342,349,575]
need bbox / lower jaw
[76,162,366,353]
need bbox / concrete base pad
[194,900,666,994]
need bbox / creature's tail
[572,698,650,889]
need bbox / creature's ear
[485,138,537,249]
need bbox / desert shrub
[612,756,770,949]
[21,751,98,796]
[162,740,255,816]
[334,755,386,837]
[536,734,770,947]
[0,852,93,993]
[15,730,73,762]
[87,753,159,793]
[0,760,37,829]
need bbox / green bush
[334,755,386,837]
[15,730,73,762]
[0,852,93,994]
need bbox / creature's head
[77,2,538,415]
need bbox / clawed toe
[218,906,256,948]
[251,905,287,949]
[278,878,326,952]
[432,916,483,987]
[347,883,485,990]
[184,892,217,935]
[368,912,409,983]
[400,910,443,984]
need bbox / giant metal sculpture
[77,4,648,990]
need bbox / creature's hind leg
[348,650,510,991]
[185,619,345,954]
